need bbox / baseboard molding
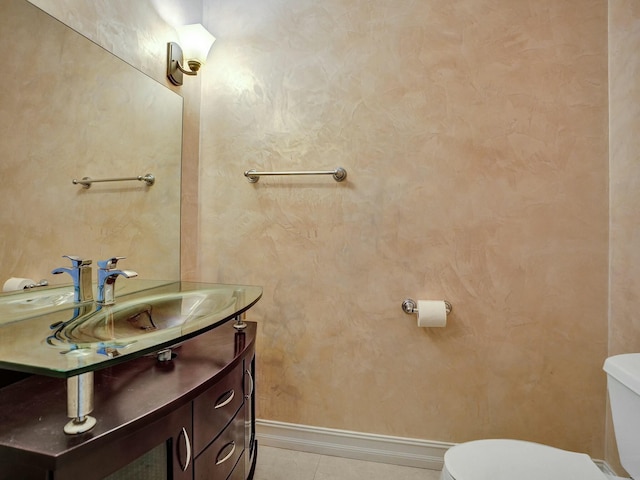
[255,419,452,471]
[255,421,624,476]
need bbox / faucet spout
[52,255,93,303]
[97,257,137,305]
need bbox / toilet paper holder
[402,298,452,316]
[23,279,49,289]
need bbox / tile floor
[253,446,442,480]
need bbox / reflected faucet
[52,255,93,303]
[97,257,138,306]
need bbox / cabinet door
[53,403,193,480]
[172,410,195,480]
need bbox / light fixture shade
[176,24,216,65]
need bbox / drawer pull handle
[180,426,192,471]
[214,389,235,409]
[245,369,254,399]
[215,441,236,465]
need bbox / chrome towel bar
[73,173,155,189]
[244,167,347,183]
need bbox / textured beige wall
[8,0,627,466]
[609,0,640,355]
[1,0,182,284]
[199,0,609,457]
[11,0,202,283]
[26,0,204,281]
[607,0,640,474]
[28,0,179,84]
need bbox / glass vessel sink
[48,289,238,348]
[0,281,262,377]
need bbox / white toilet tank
[604,353,640,479]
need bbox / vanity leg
[64,371,97,434]
[233,289,247,331]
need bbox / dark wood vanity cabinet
[0,322,258,480]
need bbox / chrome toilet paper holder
[402,298,452,316]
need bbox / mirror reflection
[0,0,183,287]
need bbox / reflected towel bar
[73,174,155,189]
[244,167,347,183]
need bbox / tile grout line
[311,453,325,480]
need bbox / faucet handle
[98,256,127,270]
[61,255,92,268]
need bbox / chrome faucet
[97,257,138,305]
[52,255,93,303]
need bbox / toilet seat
[441,439,607,480]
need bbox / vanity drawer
[194,411,244,480]
[227,450,246,480]
[193,360,244,455]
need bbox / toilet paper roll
[3,277,37,292]
[417,300,448,328]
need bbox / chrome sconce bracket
[167,42,199,86]
[166,24,215,86]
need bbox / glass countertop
[0,281,262,378]
[0,279,177,324]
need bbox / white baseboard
[255,421,624,477]
[255,419,452,471]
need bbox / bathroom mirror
[0,0,182,286]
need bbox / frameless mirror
[0,0,183,287]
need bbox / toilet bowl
[440,439,616,480]
[439,353,640,480]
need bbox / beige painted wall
[25,0,202,282]
[1,0,182,284]
[607,0,640,474]
[13,0,640,471]
[199,0,609,458]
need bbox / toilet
[440,353,640,480]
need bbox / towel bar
[244,167,347,183]
[73,174,155,189]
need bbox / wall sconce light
[167,24,216,86]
